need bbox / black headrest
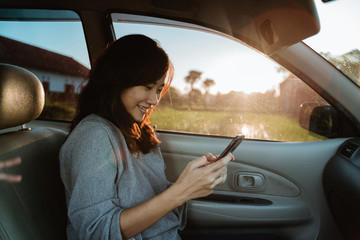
[0,63,44,130]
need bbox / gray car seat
[0,63,68,239]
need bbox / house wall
[30,68,86,93]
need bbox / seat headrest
[0,63,45,130]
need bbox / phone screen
[217,134,244,160]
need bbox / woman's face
[120,75,166,122]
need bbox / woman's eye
[157,89,163,94]
[144,85,152,90]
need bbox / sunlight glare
[241,125,249,136]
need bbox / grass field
[151,107,324,142]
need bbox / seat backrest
[0,63,68,239]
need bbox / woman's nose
[147,90,159,105]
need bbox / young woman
[60,34,233,240]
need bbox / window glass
[304,0,360,86]
[112,13,328,142]
[0,9,89,121]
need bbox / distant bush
[40,102,76,121]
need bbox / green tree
[189,88,203,108]
[202,78,215,110]
[321,50,360,84]
[159,86,183,108]
[185,70,202,109]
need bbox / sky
[304,0,360,56]
[0,21,90,64]
[113,22,285,94]
[0,0,358,94]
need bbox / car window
[0,9,89,121]
[112,13,329,142]
[304,0,360,87]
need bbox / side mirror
[299,103,338,138]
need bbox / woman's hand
[0,157,22,183]
[119,153,233,239]
[170,153,233,205]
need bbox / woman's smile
[137,104,150,114]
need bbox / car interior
[0,0,359,239]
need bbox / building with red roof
[0,35,89,94]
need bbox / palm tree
[202,78,215,110]
[184,70,202,109]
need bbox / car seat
[0,63,68,239]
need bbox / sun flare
[241,125,249,136]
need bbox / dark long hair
[71,34,173,154]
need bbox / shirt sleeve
[60,123,124,240]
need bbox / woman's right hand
[119,153,232,239]
[170,153,233,206]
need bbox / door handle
[237,172,265,190]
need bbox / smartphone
[217,134,245,160]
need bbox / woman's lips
[137,104,149,114]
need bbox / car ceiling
[0,0,320,56]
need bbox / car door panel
[160,132,345,240]
[188,197,311,226]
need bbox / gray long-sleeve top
[60,114,181,240]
